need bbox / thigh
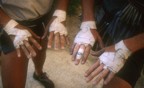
[1,50,29,88]
[116,49,144,87]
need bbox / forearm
[82,0,95,21]
[55,0,70,11]
[124,33,144,53]
[0,8,11,27]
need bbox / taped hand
[70,21,103,65]
[47,10,69,50]
[4,19,42,59]
[85,40,131,85]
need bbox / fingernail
[86,78,90,82]
[54,48,59,50]
[39,46,42,50]
[71,58,74,61]
[61,47,65,49]
[33,53,36,57]
[84,73,88,77]
[47,45,51,48]
[93,80,98,85]
[18,54,21,57]
[74,61,78,65]
[81,61,85,64]
[104,81,107,85]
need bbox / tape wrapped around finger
[76,48,84,60]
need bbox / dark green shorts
[0,29,15,54]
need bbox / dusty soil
[0,16,143,88]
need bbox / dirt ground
[0,16,144,88]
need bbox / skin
[85,33,144,88]
[0,0,70,87]
[45,0,70,50]
[70,0,104,65]
[1,50,28,88]
[0,8,42,58]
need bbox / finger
[70,43,76,55]
[86,64,104,82]
[21,45,32,59]
[65,36,70,45]
[104,72,115,85]
[71,44,80,61]
[91,49,105,56]
[48,32,54,48]
[81,45,91,64]
[29,37,42,50]
[93,69,109,85]
[24,40,36,57]
[75,45,85,65]
[54,32,60,50]
[16,48,21,57]
[28,29,40,39]
[85,60,100,77]
[41,31,47,39]
[41,22,47,39]
[60,35,66,49]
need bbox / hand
[70,21,103,65]
[10,25,42,59]
[85,46,115,85]
[85,41,131,85]
[45,16,69,50]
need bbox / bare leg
[103,76,132,88]
[32,36,48,75]
[1,50,28,88]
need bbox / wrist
[53,10,66,21]
[0,17,11,28]
[81,21,97,30]
[0,9,11,27]
[82,16,95,22]
[3,19,18,34]
[115,40,131,60]
[123,33,144,53]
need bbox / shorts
[0,29,15,54]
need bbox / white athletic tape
[99,51,125,73]
[81,21,97,29]
[49,18,67,36]
[76,48,84,60]
[74,21,96,46]
[99,40,131,73]
[4,19,18,32]
[12,28,31,48]
[115,40,131,60]
[49,10,67,36]
[103,65,108,69]
[53,10,66,21]
[3,19,31,48]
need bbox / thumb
[91,49,105,56]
